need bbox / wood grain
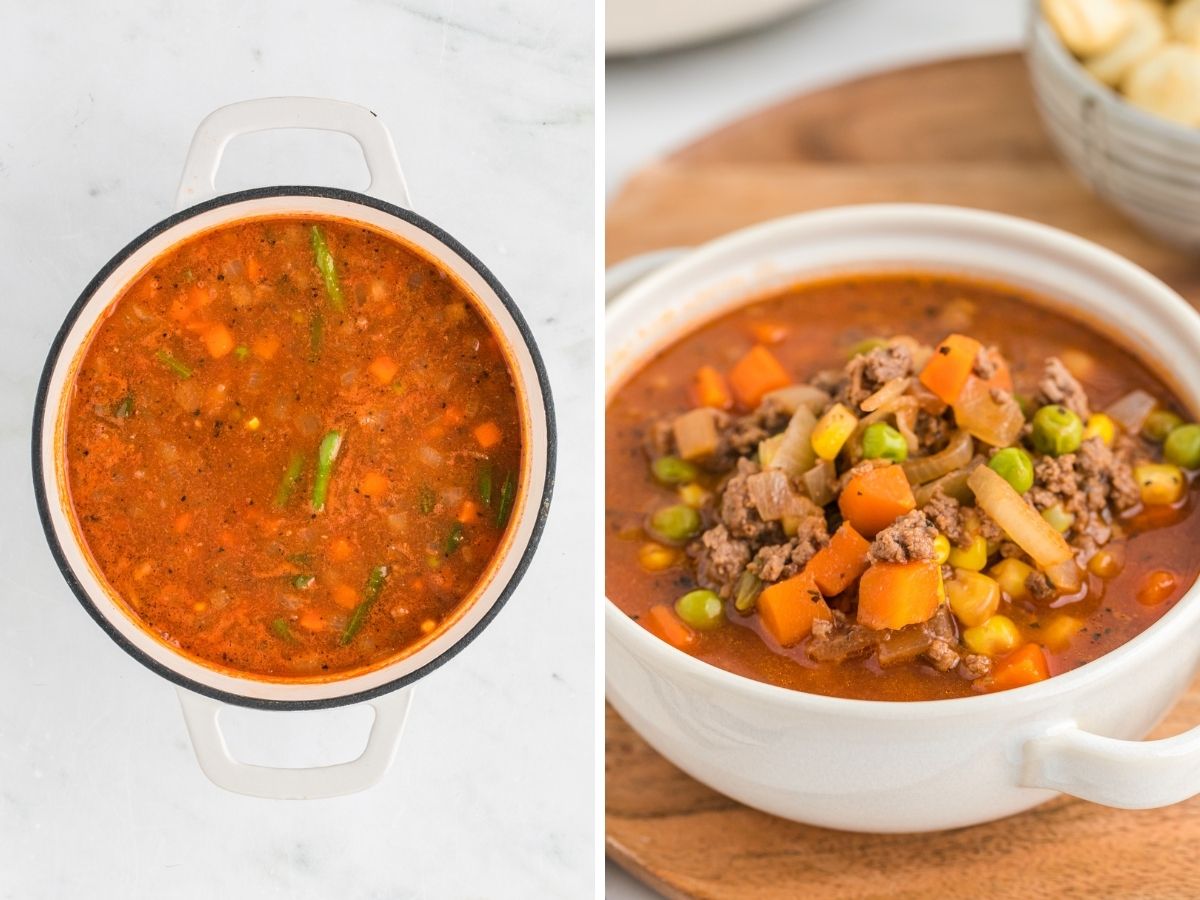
[606,52,1200,898]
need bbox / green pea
[988,446,1034,494]
[861,422,908,462]
[847,337,888,358]
[1143,409,1184,443]
[1164,423,1200,469]
[674,589,724,630]
[648,504,702,544]
[651,455,699,485]
[1031,405,1083,456]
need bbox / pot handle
[176,686,413,799]
[175,96,411,211]
[1021,721,1200,809]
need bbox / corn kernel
[947,534,988,571]
[678,483,711,508]
[946,569,1001,627]
[1082,413,1116,446]
[420,618,437,634]
[963,615,1022,656]
[932,533,951,565]
[1134,463,1186,506]
[1041,615,1085,651]
[1041,503,1074,533]
[990,557,1035,601]
[1088,545,1125,578]
[811,403,858,461]
[639,542,680,572]
[244,416,261,431]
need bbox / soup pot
[606,204,1200,832]
[33,98,554,799]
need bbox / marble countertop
[0,2,594,898]
[606,1,1024,895]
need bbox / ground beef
[1036,357,1091,421]
[1080,436,1141,511]
[1025,569,1056,603]
[961,653,993,679]
[644,418,675,459]
[836,458,891,493]
[922,487,969,547]
[925,639,961,672]
[973,346,998,379]
[1028,436,1138,555]
[977,509,1005,545]
[869,510,937,563]
[914,409,950,453]
[841,344,914,408]
[688,525,750,599]
[717,459,782,542]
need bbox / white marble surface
[605,1,1024,895]
[0,2,594,898]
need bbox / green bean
[419,485,437,515]
[290,574,315,589]
[861,422,908,462]
[113,395,135,418]
[732,570,763,613]
[651,456,699,485]
[270,618,296,643]
[309,310,324,361]
[478,463,494,507]
[273,452,306,508]
[444,522,465,555]
[154,349,192,379]
[341,565,389,645]
[310,225,345,313]
[496,471,516,528]
[311,430,342,512]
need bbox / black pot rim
[31,185,556,711]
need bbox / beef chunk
[748,516,829,583]
[808,623,880,662]
[718,459,781,542]
[869,510,937,563]
[688,525,750,598]
[1036,357,1091,421]
[841,344,914,408]
[1025,569,1056,603]
[923,487,968,547]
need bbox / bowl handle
[176,686,413,799]
[1021,722,1200,808]
[174,96,411,211]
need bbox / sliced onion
[967,466,1080,592]
[747,469,811,521]
[952,377,1024,447]
[673,408,720,461]
[1106,389,1157,434]
[913,456,983,506]
[802,458,837,507]
[901,429,974,484]
[767,406,817,477]
[860,377,910,413]
[762,384,829,416]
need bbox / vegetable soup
[606,274,1200,700]
[65,216,524,680]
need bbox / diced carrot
[751,322,789,345]
[246,255,263,283]
[299,610,327,631]
[758,571,832,647]
[332,584,359,610]
[328,538,353,562]
[368,355,399,385]
[173,512,193,534]
[443,404,466,426]
[857,560,942,631]
[203,324,235,359]
[692,365,733,410]
[251,334,281,361]
[919,333,983,404]
[806,523,871,595]
[728,345,791,409]
[986,644,1050,692]
[838,464,916,537]
[359,472,389,498]
[644,604,697,651]
[458,500,480,524]
[474,421,502,448]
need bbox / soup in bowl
[605,204,1200,831]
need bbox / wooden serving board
[606,53,1200,899]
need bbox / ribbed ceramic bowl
[1027,11,1200,250]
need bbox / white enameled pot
[605,204,1200,833]
[33,98,554,800]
